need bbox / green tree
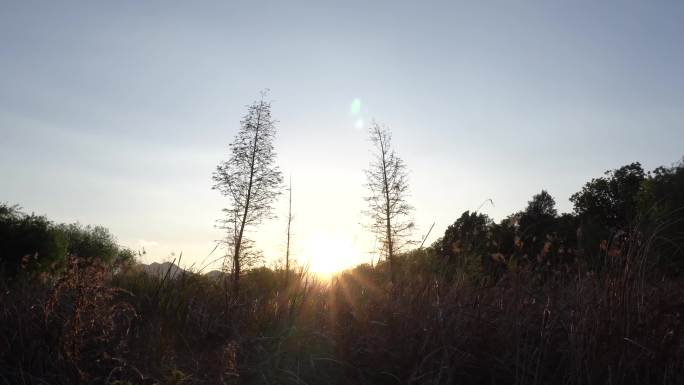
[58,223,118,262]
[489,217,516,256]
[440,211,493,280]
[570,163,646,267]
[57,223,135,268]
[637,159,684,272]
[441,211,492,264]
[1,204,135,279]
[518,190,558,260]
[570,162,645,229]
[0,204,67,278]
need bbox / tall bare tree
[213,93,283,297]
[364,122,414,286]
[284,176,293,285]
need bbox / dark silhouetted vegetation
[0,204,134,279]
[2,158,684,385]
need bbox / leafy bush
[0,204,67,278]
[0,204,135,280]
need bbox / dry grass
[1,240,683,385]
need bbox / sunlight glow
[302,232,361,275]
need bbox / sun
[302,232,363,276]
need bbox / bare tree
[284,176,293,285]
[364,122,414,286]
[212,93,283,297]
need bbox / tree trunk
[378,132,395,286]
[285,178,292,287]
[232,101,263,298]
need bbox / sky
[1,1,683,272]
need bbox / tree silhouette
[524,190,557,218]
[441,211,492,277]
[364,122,413,286]
[0,204,135,278]
[212,93,283,297]
[570,162,645,229]
[519,190,558,262]
[0,204,66,278]
[637,159,684,272]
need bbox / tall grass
[1,235,683,385]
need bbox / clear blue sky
[2,1,683,271]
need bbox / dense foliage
[0,204,134,278]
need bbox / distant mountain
[204,269,227,281]
[138,261,187,278]
[134,262,227,280]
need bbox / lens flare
[350,98,361,115]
